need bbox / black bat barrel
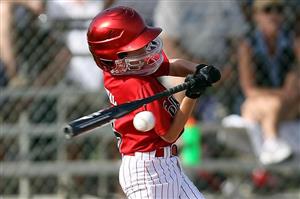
[64,99,152,139]
[64,108,114,139]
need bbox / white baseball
[133,111,155,132]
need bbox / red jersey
[103,55,180,155]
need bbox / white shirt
[46,0,104,91]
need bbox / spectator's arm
[283,69,300,100]
[10,0,43,13]
[0,0,43,87]
[238,40,256,96]
[283,38,300,100]
[0,1,16,79]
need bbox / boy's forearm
[161,97,196,143]
[169,59,198,77]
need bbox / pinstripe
[181,180,191,199]
[128,157,136,199]
[183,172,205,199]
[180,189,189,199]
[158,159,169,199]
[176,157,204,199]
[122,157,131,199]
[145,163,156,198]
[171,157,181,197]
[122,157,128,196]
[183,176,199,199]
[136,158,142,199]
[175,157,194,199]
[172,158,190,199]
[151,160,163,198]
[143,160,150,199]
[165,158,174,199]
[119,158,124,193]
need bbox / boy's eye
[118,52,128,59]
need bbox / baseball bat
[63,66,221,139]
[64,79,195,139]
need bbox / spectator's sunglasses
[262,5,284,14]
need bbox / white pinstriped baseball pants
[119,147,205,199]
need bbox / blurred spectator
[0,0,71,124]
[0,0,43,87]
[1,0,72,121]
[237,0,300,165]
[111,0,158,25]
[154,0,249,121]
[12,1,71,87]
[45,0,112,91]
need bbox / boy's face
[111,38,164,76]
[126,46,147,57]
[255,4,283,35]
[119,46,149,71]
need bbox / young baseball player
[87,6,220,199]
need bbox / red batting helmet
[87,6,163,75]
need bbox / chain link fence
[1,1,299,199]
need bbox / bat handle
[135,78,196,105]
[168,78,196,94]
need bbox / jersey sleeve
[151,51,170,77]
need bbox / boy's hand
[195,64,221,84]
[185,65,221,99]
[185,74,206,99]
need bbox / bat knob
[63,125,74,139]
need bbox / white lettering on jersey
[163,96,180,117]
[104,87,117,105]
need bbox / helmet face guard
[111,38,163,76]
